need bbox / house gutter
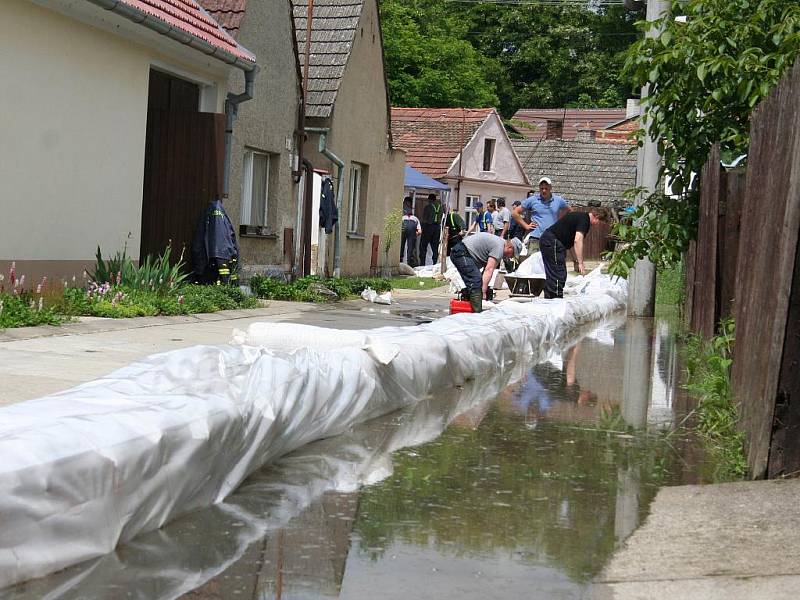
[87,0,257,72]
[305,127,344,278]
[223,68,258,199]
[88,0,258,201]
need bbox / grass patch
[0,282,256,330]
[249,275,392,303]
[389,277,448,290]
[656,262,683,307]
[683,318,748,482]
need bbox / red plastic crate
[449,299,474,315]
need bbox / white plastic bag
[361,286,392,305]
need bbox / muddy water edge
[5,314,710,600]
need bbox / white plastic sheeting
[0,273,627,589]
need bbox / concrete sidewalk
[591,478,800,599]
[0,287,451,407]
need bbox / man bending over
[540,207,610,299]
[450,232,522,313]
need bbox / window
[241,149,270,227]
[482,138,496,172]
[464,195,481,226]
[348,162,367,233]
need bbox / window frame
[464,195,481,226]
[348,163,364,234]
[240,149,270,228]
[482,138,496,172]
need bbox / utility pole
[628,0,671,318]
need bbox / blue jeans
[449,242,483,293]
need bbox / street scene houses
[2,1,800,598]
[1,0,404,283]
[392,107,529,224]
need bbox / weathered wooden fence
[684,60,800,479]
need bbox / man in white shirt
[493,198,511,238]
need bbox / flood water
[5,314,708,600]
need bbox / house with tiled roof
[392,108,529,225]
[1,0,256,282]
[512,124,638,208]
[199,0,307,278]
[510,108,629,141]
[292,0,405,277]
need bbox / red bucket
[449,299,474,315]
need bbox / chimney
[576,128,596,142]
[626,98,640,119]
[545,119,563,140]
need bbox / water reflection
[4,316,701,600]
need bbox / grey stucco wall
[304,0,405,277]
[225,0,302,278]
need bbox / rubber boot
[468,289,483,313]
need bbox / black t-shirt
[547,211,590,249]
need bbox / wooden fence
[684,60,800,479]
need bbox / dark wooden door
[140,70,224,263]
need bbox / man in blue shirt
[513,176,570,252]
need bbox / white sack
[361,286,392,305]
[0,272,628,589]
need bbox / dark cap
[475,201,484,208]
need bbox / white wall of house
[0,0,228,281]
[450,113,529,186]
[444,112,529,214]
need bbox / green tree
[609,0,800,275]
[380,1,639,116]
[380,0,499,107]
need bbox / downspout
[223,67,258,199]
[305,127,344,278]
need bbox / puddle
[3,315,706,600]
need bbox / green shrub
[249,275,392,303]
[683,318,748,481]
[0,292,65,329]
[61,282,255,320]
[177,284,257,313]
[92,245,189,295]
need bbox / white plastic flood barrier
[0,271,626,588]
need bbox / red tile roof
[391,108,494,179]
[119,0,255,63]
[199,0,247,38]
[511,108,628,141]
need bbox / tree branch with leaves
[609,0,800,276]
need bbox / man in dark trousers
[539,207,609,298]
[451,232,522,313]
[420,193,443,265]
[400,203,421,266]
